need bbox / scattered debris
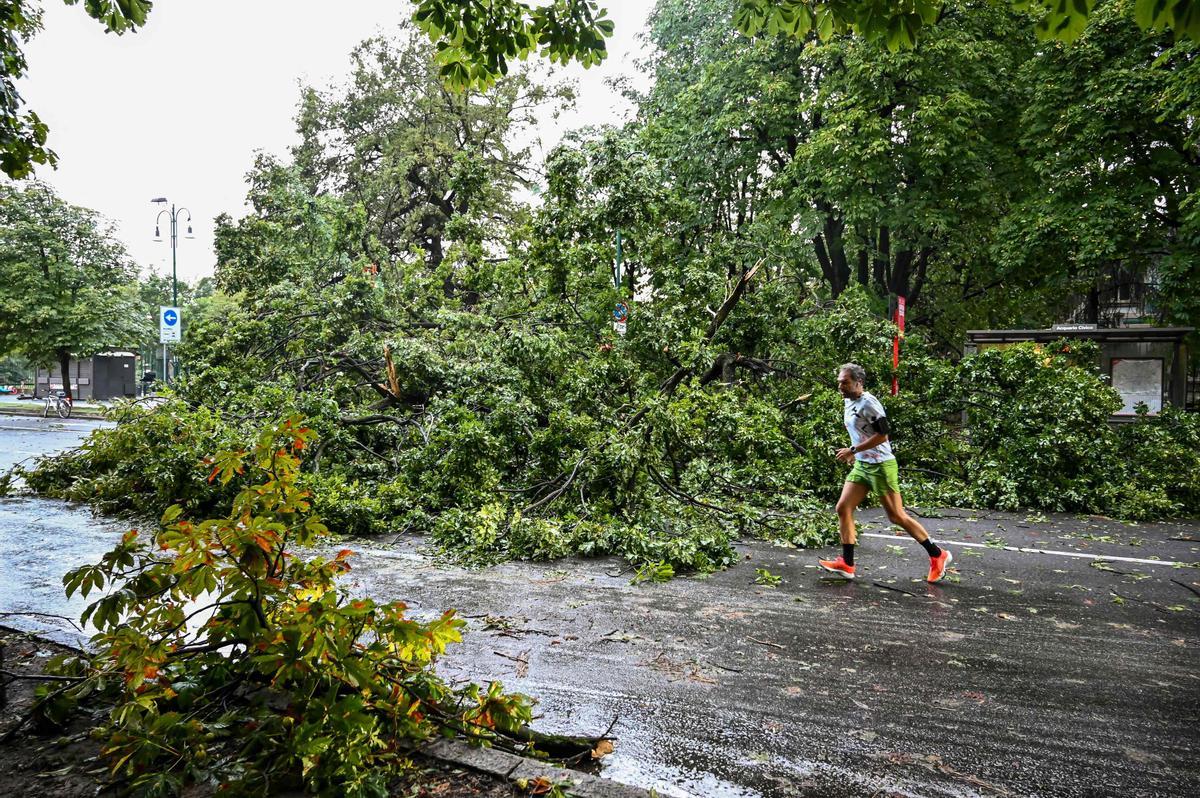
[747,636,785,650]
[876,751,1015,796]
[754,568,782,587]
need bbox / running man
[818,363,953,582]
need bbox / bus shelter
[964,326,1193,418]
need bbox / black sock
[919,538,942,558]
[842,543,855,566]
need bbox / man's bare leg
[880,490,953,581]
[820,481,870,578]
[837,481,870,544]
[878,490,929,541]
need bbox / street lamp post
[152,197,192,306]
[152,198,193,383]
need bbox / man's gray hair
[838,363,866,384]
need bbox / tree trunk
[813,234,835,292]
[890,249,914,300]
[57,349,72,401]
[909,248,932,308]
[873,226,890,296]
[824,216,850,295]
[1084,285,1099,324]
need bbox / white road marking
[862,532,1190,568]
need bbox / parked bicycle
[42,389,72,419]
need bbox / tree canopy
[414,0,1200,89]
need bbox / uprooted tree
[14,10,1200,570]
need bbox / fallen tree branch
[632,257,767,425]
[338,414,414,427]
[0,682,73,744]
[0,611,82,631]
[647,464,736,516]
[522,258,768,514]
[524,453,586,513]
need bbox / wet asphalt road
[1,418,1198,797]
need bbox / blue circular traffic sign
[163,309,178,326]
[613,302,629,323]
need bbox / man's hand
[836,447,855,464]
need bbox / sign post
[613,301,629,336]
[891,296,905,396]
[612,231,628,335]
[159,306,181,383]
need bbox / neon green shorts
[846,458,900,496]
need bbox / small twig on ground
[707,661,745,673]
[1110,590,1169,613]
[0,611,83,631]
[871,581,923,598]
[747,636,784,650]
[0,669,85,683]
[1169,579,1200,599]
[599,714,620,739]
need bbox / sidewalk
[0,395,108,419]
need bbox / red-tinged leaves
[53,415,535,791]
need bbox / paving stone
[420,738,521,778]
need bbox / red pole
[892,295,905,396]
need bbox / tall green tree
[0,182,149,398]
[637,0,1035,317]
[991,0,1200,327]
[291,25,569,296]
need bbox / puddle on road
[0,496,125,645]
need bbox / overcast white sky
[16,1,653,285]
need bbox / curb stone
[0,406,107,420]
[414,737,653,798]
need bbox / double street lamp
[151,198,193,383]
[151,197,193,306]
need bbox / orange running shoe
[927,549,953,583]
[817,556,856,579]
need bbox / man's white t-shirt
[844,391,894,463]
